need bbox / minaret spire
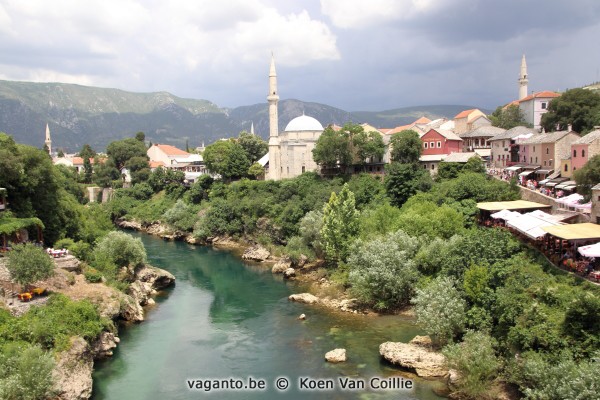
[250,122,255,135]
[44,123,52,155]
[518,54,529,100]
[267,53,281,180]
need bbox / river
[92,232,446,399]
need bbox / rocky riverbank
[0,255,175,400]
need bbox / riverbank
[0,255,175,400]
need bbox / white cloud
[0,0,339,95]
[320,0,445,28]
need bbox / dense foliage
[0,342,55,400]
[540,88,600,134]
[490,104,531,129]
[7,244,55,287]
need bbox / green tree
[490,104,530,129]
[574,154,600,199]
[57,149,65,158]
[443,330,500,399]
[354,130,385,167]
[7,243,55,288]
[125,156,151,185]
[0,343,56,400]
[412,276,466,346]
[312,125,352,171]
[389,129,422,163]
[93,231,146,276]
[93,157,120,188]
[106,137,148,170]
[540,88,600,134]
[347,230,421,310]
[135,131,146,142]
[320,184,359,263]
[203,140,250,181]
[78,144,96,160]
[384,162,432,207]
[238,131,268,163]
[247,162,264,179]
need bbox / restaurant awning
[490,209,522,221]
[534,169,553,175]
[505,166,522,171]
[506,212,562,239]
[555,181,577,190]
[542,223,600,241]
[477,200,552,212]
[545,177,570,187]
[519,170,536,177]
[578,242,600,258]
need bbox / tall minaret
[267,53,281,180]
[518,54,529,100]
[250,122,255,135]
[44,123,52,155]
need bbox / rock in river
[325,348,347,363]
[379,336,448,378]
[272,258,292,274]
[288,293,319,304]
[242,245,271,262]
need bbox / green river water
[91,232,446,399]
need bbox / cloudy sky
[1,0,599,111]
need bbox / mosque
[266,55,324,180]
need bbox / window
[533,146,536,152]
[502,155,505,160]
[565,164,568,172]
[424,142,428,149]
[535,157,538,163]
[431,164,435,170]
[543,161,546,166]
[541,102,547,109]
[530,157,533,163]
[502,141,505,147]
[549,160,552,166]
[423,164,427,169]
[302,166,305,173]
[437,141,441,148]
[430,142,435,149]
[546,148,549,154]
[582,149,586,157]
[497,155,500,160]
[574,149,577,157]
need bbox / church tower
[518,54,529,100]
[267,54,281,180]
[44,123,52,155]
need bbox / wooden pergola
[0,216,44,249]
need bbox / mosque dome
[284,115,324,132]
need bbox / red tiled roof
[413,116,431,124]
[149,160,166,168]
[154,144,190,156]
[72,157,98,165]
[519,91,560,102]
[379,128,392,134]
[385,124,413,135]
[454,109,476,119]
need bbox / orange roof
[413,116,431,124]
[519,91,560,102]
[154,144,190,156]
[72,157,97,165]
[149,160,166,168]
[503,100,520,109]
[386,124,413,135]
[454,109,476,119]
[379,128,392,134]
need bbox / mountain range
[0,80,490,152]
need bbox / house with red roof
[147,144,206,177]
[517,91,561,131]
[453,109,491,134]
[419,128,463,173]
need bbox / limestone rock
[92,332,120,359]
[296,254,308,268]
[53,255,81,273]
[272,259,292,274]
[410,335,433,347]
[379,338,448,378]
[119,294,144,322]
[288,293,319,304]
[242,245,271,262]
[135,265,176,290]
[116,219,142,230]
[298,313,306,320]
[186,236,201,245]
[283,267,296,279]
[53,337,93,400]
[325,348,347,363]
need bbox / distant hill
[0,80,489,152]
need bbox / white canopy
[490,209,521,221]
[578,242,600,258]
[506,211,563,239]
[556,193,583,205]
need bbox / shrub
[54,238,75,250]
[7,244,55,288]
[412,276,466,346]
[0,342,56,400]
[284,236,315,264]
[443,330,500,399]
[83,267,103,283]
[163,200,198,232]
[93,231,146,273]
[298,210,323,254]
[348,230,421,311]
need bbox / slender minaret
[267,53,281,180]
[250,122,255,135]
[518,54,529,100]
[44,123,52,155]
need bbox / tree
[135,131,146,142]
[574,154,600,199]
[57,149,65,158]
[0,343,56,400]
[320,184,359,263]
[93,231,146,275]
[390,129,422,163]
[347,230,421,310]
[93,157,119,188]
[411,276,466,346]
[540,88,600,134]
[78,144,96,160]
[490,104,530,129]
[312,125,352,171]
[203,140,250,181]
[238,131,268,163]
[384,162,432,207]
[354,130,385,167]
[82,157,93,184]
[125,156,151,185]
[7,244,55,288]
[443,331,500,398]
[106,137,148,170]
[247,162,264,179]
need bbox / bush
[443,330,500,399]
[284,236,315,264]
[0,342,55,400]
[7,244,55,288]
[348,230,421,311]
[93,231,146,276]
[163,200,198,232]
[298,210,323,255]
[412,276,466,346]
[54,238,75,250]
[83,267,103,283]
